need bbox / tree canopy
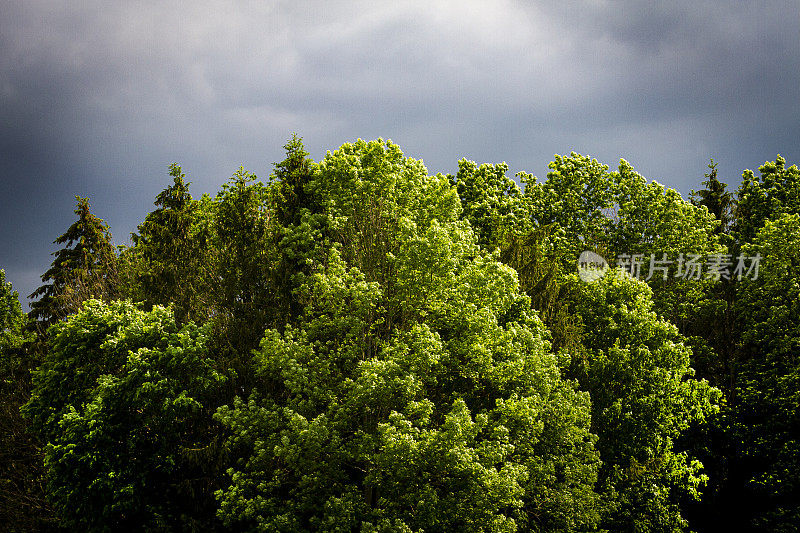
[3,138,797,532]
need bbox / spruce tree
[212,167,278,357]
[691,159,734,238]
[132,164,211,323]
[29,196,117,327]
[273,133,315,227]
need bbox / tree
[611,159,719,261]
[734,155,800,244]
[0,270,55,530]
[691,159,734,238]
[610,161,723,379]
[29,197,118,327]
[496,225,585,356]
[1,270,30,353]
[567,270,721,532]
[271,134,319,326]
[212,167,280,355]
[214,139,602,532]
[451,159,532,249]
[678,160,738,392]
[131,163,213,323]
[22,300,227,531]
[732,213,800,531]
[522,154,720,313]
[449,158,583,355]
[523,153,616,266]
[273,133,316,228]
[522,153,722,368]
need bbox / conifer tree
[681,161,739,395]
[1,270,29,351]
[270,135,319,326]
[273,133,315,227]
[212,167,278,355]
[691,159,734,238]
[29,196,117,327]
[132,164,211,323]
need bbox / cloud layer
[2,0,798,307]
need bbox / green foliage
[568,270,721,532]
[29,197,118,327]
[495,226,584,356]
[1,269,31,358]
[682,160,737,391]
[270,135,319,326]
[1,271,56,530]
[22,300,226,531]
[214,140,601,532]
[212,167,281,354]
[451,158,585,355]
[13,139,799,532]
[522,153,616,264]
[274,133,316,228]
[130,163,213,323]
[733,214,800,530]
[451,159,532,248]
[691,159,734,239]
[522,154,721,334]
[735,155,800,244]
[522,152,719,266]
[612,160,719,259]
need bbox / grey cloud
[1,0,798,307]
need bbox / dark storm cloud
[2,0,798,307]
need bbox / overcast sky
[2,1,799,309]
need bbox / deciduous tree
[22,300,227,531]
[733,213,800,531]
[214,140,602,532]
[567,270,720,532]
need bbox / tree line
[1,136,798,531]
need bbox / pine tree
[1,270,29,351]
[29,196,117,327]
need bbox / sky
[2,1,799,309]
